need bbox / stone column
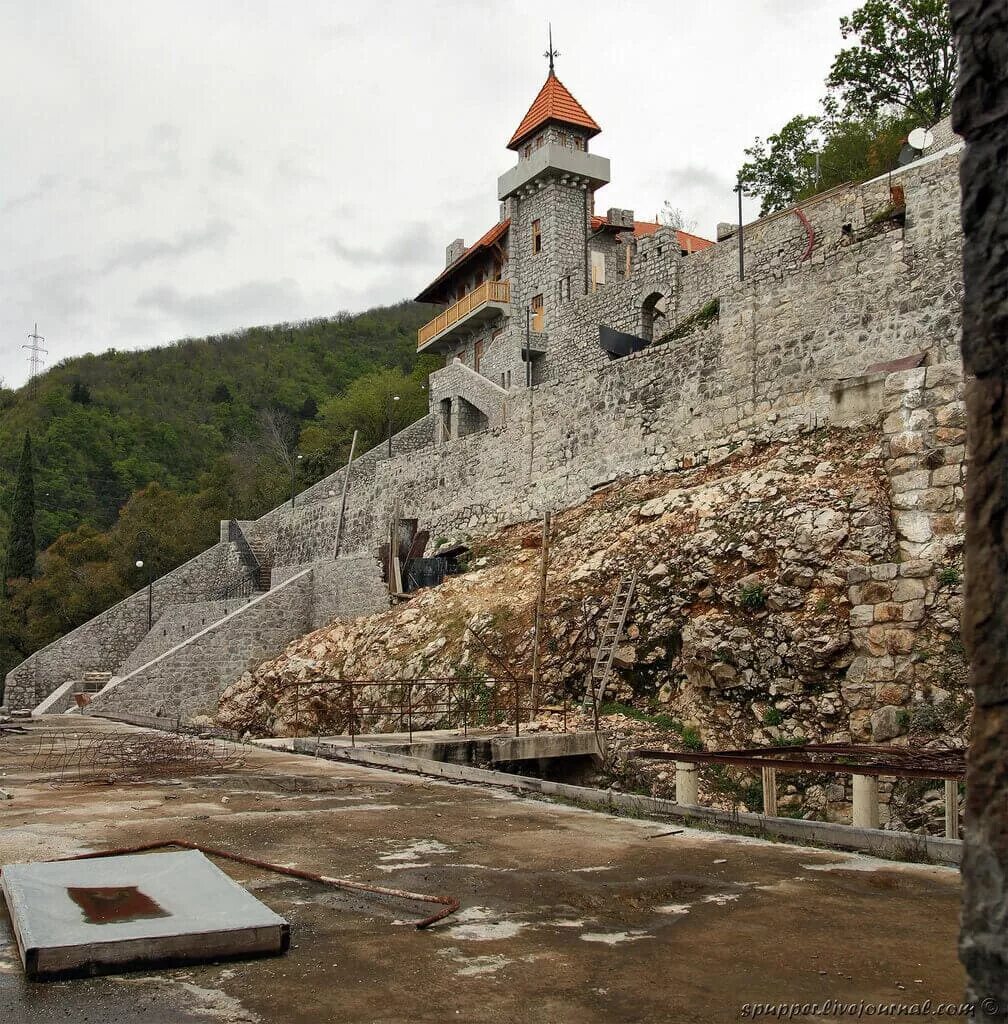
[852,774,879,829]
[761,767,778,817]
[951,0,1008,1014]
[945,779,961,841]
[675,762,698,806]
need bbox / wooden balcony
[418,280,510,351]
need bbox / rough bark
[951,0,1008,1017]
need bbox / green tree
[738,115,822,216]
[826,0,957,125]
[739,111,918,215]
[7,432,37,580]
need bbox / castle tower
[498,70,610,336]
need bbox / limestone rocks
[219,427,968,779]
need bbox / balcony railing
[418,280,510,350]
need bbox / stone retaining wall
[85,555,388,722]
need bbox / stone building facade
[3,68,968,733]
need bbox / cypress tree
[7,432,37,580]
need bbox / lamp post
[734,179,745,281]
[387,393,400,457]
[290,453,303,510]
[135,559,152,631]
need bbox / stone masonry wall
[115,597,256,677]
[3,541,247,710]
[86,554,388,722]
[87,569,315,722]
[844,363,966,746]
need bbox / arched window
[641,291,667,343]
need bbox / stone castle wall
[241,147,964,573]
[3,541,248,709]
[5,145,968,718]
[86,554,388,721]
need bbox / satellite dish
[908,127,934,151]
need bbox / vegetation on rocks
[0,301,436,682]
[218,426,967,827]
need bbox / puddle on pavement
[67,885,170,924]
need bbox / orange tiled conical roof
[507,72,601,150]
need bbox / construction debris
[29,729,239,784]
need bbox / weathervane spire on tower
[544,22,559,74]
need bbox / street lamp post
[135,559,152,631]
[734,179,746,281]
[387,392,400,457]
[290,453,304,510]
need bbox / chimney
[446,239,465,266]
[606,208,634,229]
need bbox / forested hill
[0,300,437,681]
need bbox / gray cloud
[0,1,852,385]
[102,220,235,273]
[325,222,436,268]
[210,149,244,177]
[136,278,306,327]
[3,173,64,213]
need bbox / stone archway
[641,289,670,343]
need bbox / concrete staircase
[245,535,273,591]
[33,671,114,716]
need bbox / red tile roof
[508,72,601,151]
[590,216,714,252]
[415,219,510,303]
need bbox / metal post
[530,510,551,716]
[294,680,300,739]
[407,683,413,743]
[525,307,532,387]
[945,779,960,839]
[387,392,393,457]
[146,576,153,632]
[737,182,745,280]
[514,678,520,737]
[761,766,778,816]
[348,682,355,748]
[334,429,358,558]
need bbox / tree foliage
[737,0,954,215]
[6,432,37,581]
[0,301,437,683]
[739,111,918,215]
[826,0,957,124]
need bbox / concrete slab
[0,718,965,1023]
[263,728,603,768]
[1,850,288,980]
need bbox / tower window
[532,219,542,254]
[559,275,571,303]
[531,293,544,331]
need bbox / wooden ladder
[585,572,637,708]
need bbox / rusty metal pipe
[50,840,460,929]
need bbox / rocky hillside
[217,424,968,825]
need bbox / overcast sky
[1,0,855,387]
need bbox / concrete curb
[272,737,963,867]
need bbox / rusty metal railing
[286,675,572,744]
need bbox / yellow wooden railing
[418,280,510,349]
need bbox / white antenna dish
[908,127,934,151]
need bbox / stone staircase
[33,671,115,716]
[229,520,272,592]
[245,535,273,591]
